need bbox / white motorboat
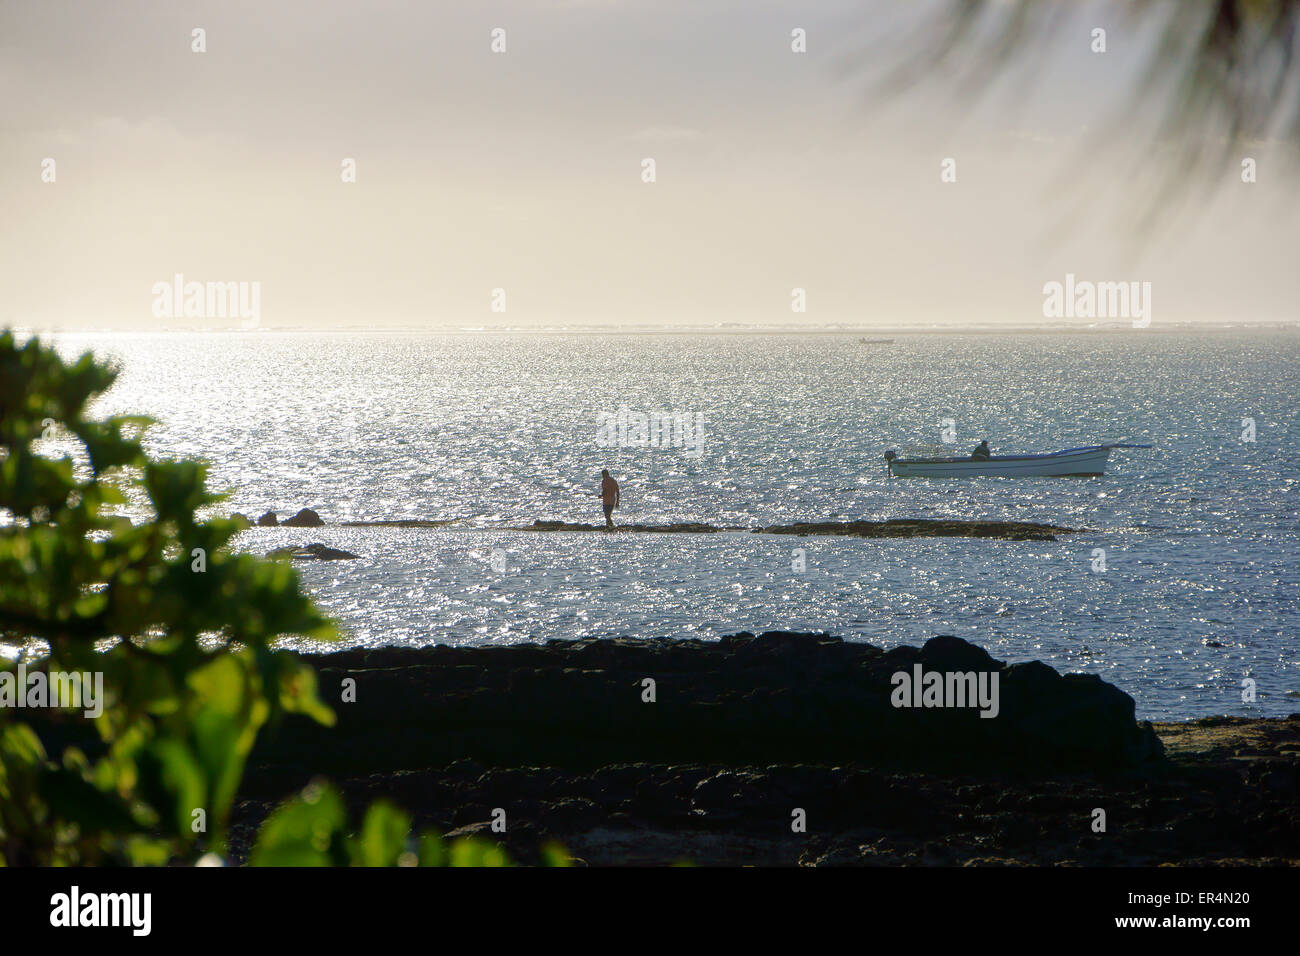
[883,444,1149,478]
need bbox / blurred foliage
[0,331,550,866]
[247,780,557,867]
[884,0,1299,143]
[869,0,1300,226]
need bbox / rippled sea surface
[47,331,1300,719]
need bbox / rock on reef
[281,508,325,527]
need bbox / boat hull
[888,446,1111,478]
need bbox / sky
[1,0,1296,330]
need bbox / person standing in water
[598,469,621,528]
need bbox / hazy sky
[2,0,1296,330]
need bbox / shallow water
[44,330,1300,719]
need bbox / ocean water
[41,330,1300,720]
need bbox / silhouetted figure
[971,440,991,460]
[598,469,621,528]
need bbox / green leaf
[249,781,347,867]
[540,842,573,867]
[448,837,511,868]
[350,800,411,867]
[137,738,206,838]
[417,830,447,867]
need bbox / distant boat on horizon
[858,337,895,344]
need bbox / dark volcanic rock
[249,633,1159,781]
[231,719,1300,866]
[281,508,325,527]
[226,639,1300,866]
[255,511,278,527]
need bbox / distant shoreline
[22,324,1300,337]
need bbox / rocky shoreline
[231,633,1299,866]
